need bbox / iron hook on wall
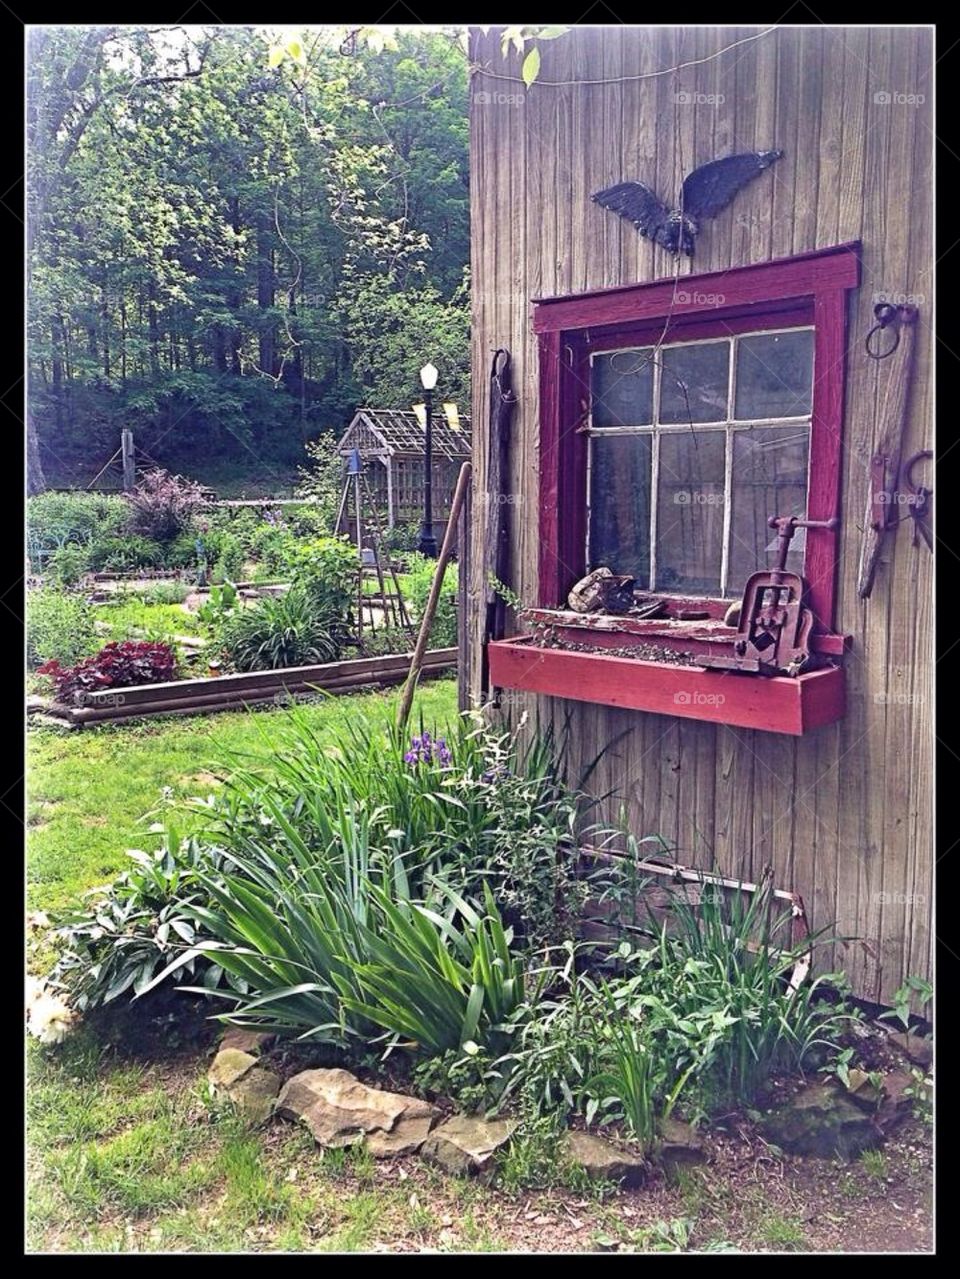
[865,301,917,360]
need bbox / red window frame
[535,242,861,635]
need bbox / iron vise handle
[766,516,840,572]
[766,515,840,533]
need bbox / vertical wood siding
[467,25,933,1002]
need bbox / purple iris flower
[404,732,452,768]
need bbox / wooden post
[457,476,472,712]
[397,462,471,732]
[385,455,395,529]
[121,429,135,491]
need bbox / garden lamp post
[418,361,439,557]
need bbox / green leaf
[521,47,541,88]
[501,26,525,56]
[267,47,285,68]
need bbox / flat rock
[888,1030,933,1068]
[219,1028,276,1057]
[208,1048,258,1089]
[420,1114,517,1179]
[277,1068,440,1158]
[658,1117,705,1168]
[761,1082,882,1159]
[844,1068,884,1111]
[228,1067,282,1125]
[875,1069,916,1135]
[561,1130,648,1187]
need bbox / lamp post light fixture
[418,362,439,557]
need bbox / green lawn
[93,597,202,640]
[27,677,458,913]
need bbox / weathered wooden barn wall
[465,25,933,1003]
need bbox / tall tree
[27,25,471,487]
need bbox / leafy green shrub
[45,543,89,586]
[27,589,97,667]
[219,587,342,670]
[137,580,191,606]
[87,535,165,572]
[413,1043,500,1112]
[381,520,422,555]
[162,531,201,570]
[27,491,128,570]
[210,533,245,583]
[197,581,239,632]
[211,709,590,935]
[279,535,356,616]
[295,433,345,529]
[284,503,331,539]
[495,886,852,1141]
[48,833,232,1012]
[877,975,933,1031]
[342,883,524,1055]
[247,523,296,575]
[201,507,261,555]
[402,552,458,647]
[125,468,208,542]
[638,878,851,1108]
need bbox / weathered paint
[465,25,933,1002]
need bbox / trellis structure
[337,408,472,536]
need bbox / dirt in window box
[531,633,701,666]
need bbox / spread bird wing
[680,150,784,221]
[591,181,672,243]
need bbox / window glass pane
[728,425,810,594]
[656,431,725,593]
[659,342,730,423]
[589,434,652,585]
[591,349,654,427]
[735,330,814,419]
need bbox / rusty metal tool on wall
[857,303,921,599]
[481,348,518,702]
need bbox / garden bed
[34,648,457,727]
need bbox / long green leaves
[340,883,523,1054]
[171,817,524,1053]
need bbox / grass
[26,676,458,912]
[27,1027,510,1254]
[860,1149,888,1183]
[758,1214,807,1250]
[93,596,201,640]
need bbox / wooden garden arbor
[337,408,472,536]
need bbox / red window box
[488,243,861,733]
[487,635,846,736]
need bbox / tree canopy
[27,25,470,491]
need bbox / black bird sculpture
[592,150,784,257]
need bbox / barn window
[486,243,861,735]
[587,326,814,599]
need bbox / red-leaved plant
[124,468,208,542]
[39,641,178,704]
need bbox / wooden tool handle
[396,462,472,732]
